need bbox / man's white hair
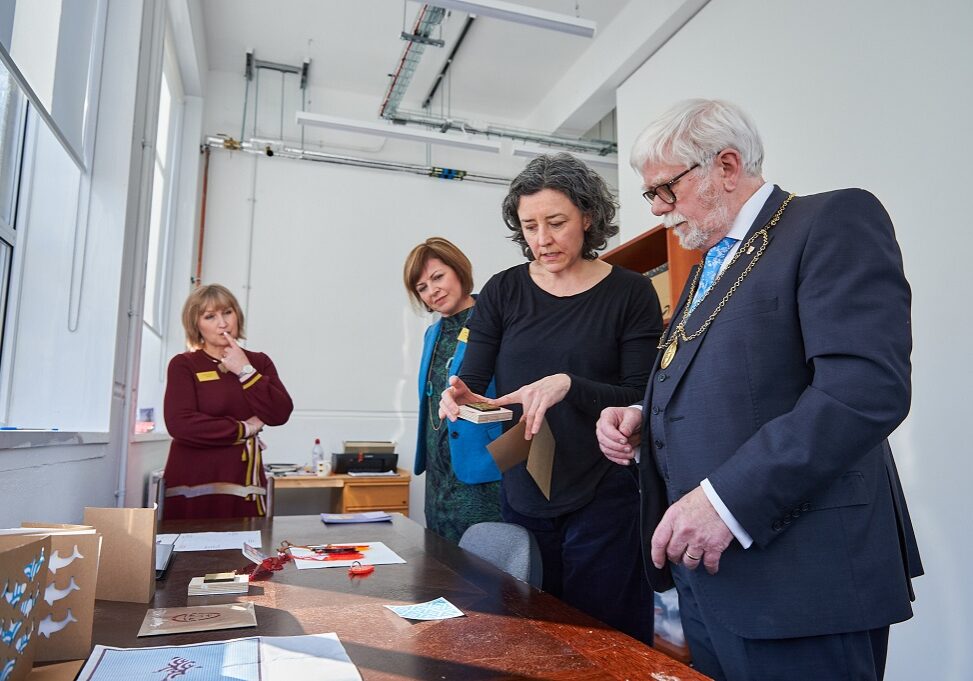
[630,99,764,177]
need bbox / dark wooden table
[92,515,706,680]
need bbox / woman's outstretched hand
[492,373,570,440]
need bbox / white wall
[615,1,971,678]
[197,148,523,523]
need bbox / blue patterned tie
[690,236,738,312]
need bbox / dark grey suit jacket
[639,186,923,640]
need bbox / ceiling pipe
[204,135,512,186]
[422,15,476,110]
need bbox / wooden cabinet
[338,477,410,513]
[269,469,410,515]
[601,224,701,321]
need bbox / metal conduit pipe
[204,136,512,186]
[390,109,616,155]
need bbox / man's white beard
[663,177,730,251]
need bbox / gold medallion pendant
[660,338,678,369]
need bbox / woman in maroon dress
[162,284,293,519]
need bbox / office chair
[458,522,543,588]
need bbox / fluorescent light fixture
[513,144,618,169]
[426,0,596,38]
[296,111,503,153]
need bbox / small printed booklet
[320,511,392,524]
[458,403,513,424]
[137,602,257,637]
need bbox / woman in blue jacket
[403,237,502,543]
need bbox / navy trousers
[501,464,654,645]
[672,565,889,680]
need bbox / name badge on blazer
[457,327,470,343]
[196,370,220,382]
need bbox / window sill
[130,431,170,444]
[0,430,110,451]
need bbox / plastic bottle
[312,438,327,476]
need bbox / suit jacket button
[657,373,667,382]
[450,431,459,439]
[651,406,660,415]
[654,440,664,449]
[772,520,783,532]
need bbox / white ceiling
[199,0,629,130]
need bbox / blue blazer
[414,313,502,484]
[639,186,923,640]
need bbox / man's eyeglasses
[642,163,700,204]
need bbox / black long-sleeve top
[461,264,662,516]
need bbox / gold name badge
[196,370,220,382]
[457,327,470,343]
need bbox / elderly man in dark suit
[596,99,922,681]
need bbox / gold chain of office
[658,193,796,369]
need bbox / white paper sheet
[289,542,406,570]
[155,533,179,545]
[172,531,262,552]
[76,633,362,681]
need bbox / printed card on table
[137,602,257,637]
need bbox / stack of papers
[188,574,250,596]
[458,404,513,423]
[321,511,391,524]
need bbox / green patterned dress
[424,306,502,543]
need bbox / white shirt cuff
[701,478,753,549]
[630,404,642,463]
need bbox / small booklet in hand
[458,402,513,424]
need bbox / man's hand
[492,374,570,440]
[596,406,643,465]
[651,487,734,574]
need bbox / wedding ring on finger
[684,549,701,561]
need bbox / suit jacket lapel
[659,186,790,389]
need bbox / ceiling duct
[380,5,446,120]
[372,4,616,158]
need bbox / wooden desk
[269,469,410,514]
[92,515,706,681]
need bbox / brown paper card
[486,419,556,499]
[26,660,83,680]
[526,419,555,500]
[82,508,156,603]
[137,602,257,637]
[0,534,52,681]
[486,420,531,472]
[17,524,101,662]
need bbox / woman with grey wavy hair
[438,152,664,645]
[501,152,618,260]
[630,98,765,177]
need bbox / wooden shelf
[602,224,702,317]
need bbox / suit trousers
[672,565,889,681]
[501,464,654,645]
